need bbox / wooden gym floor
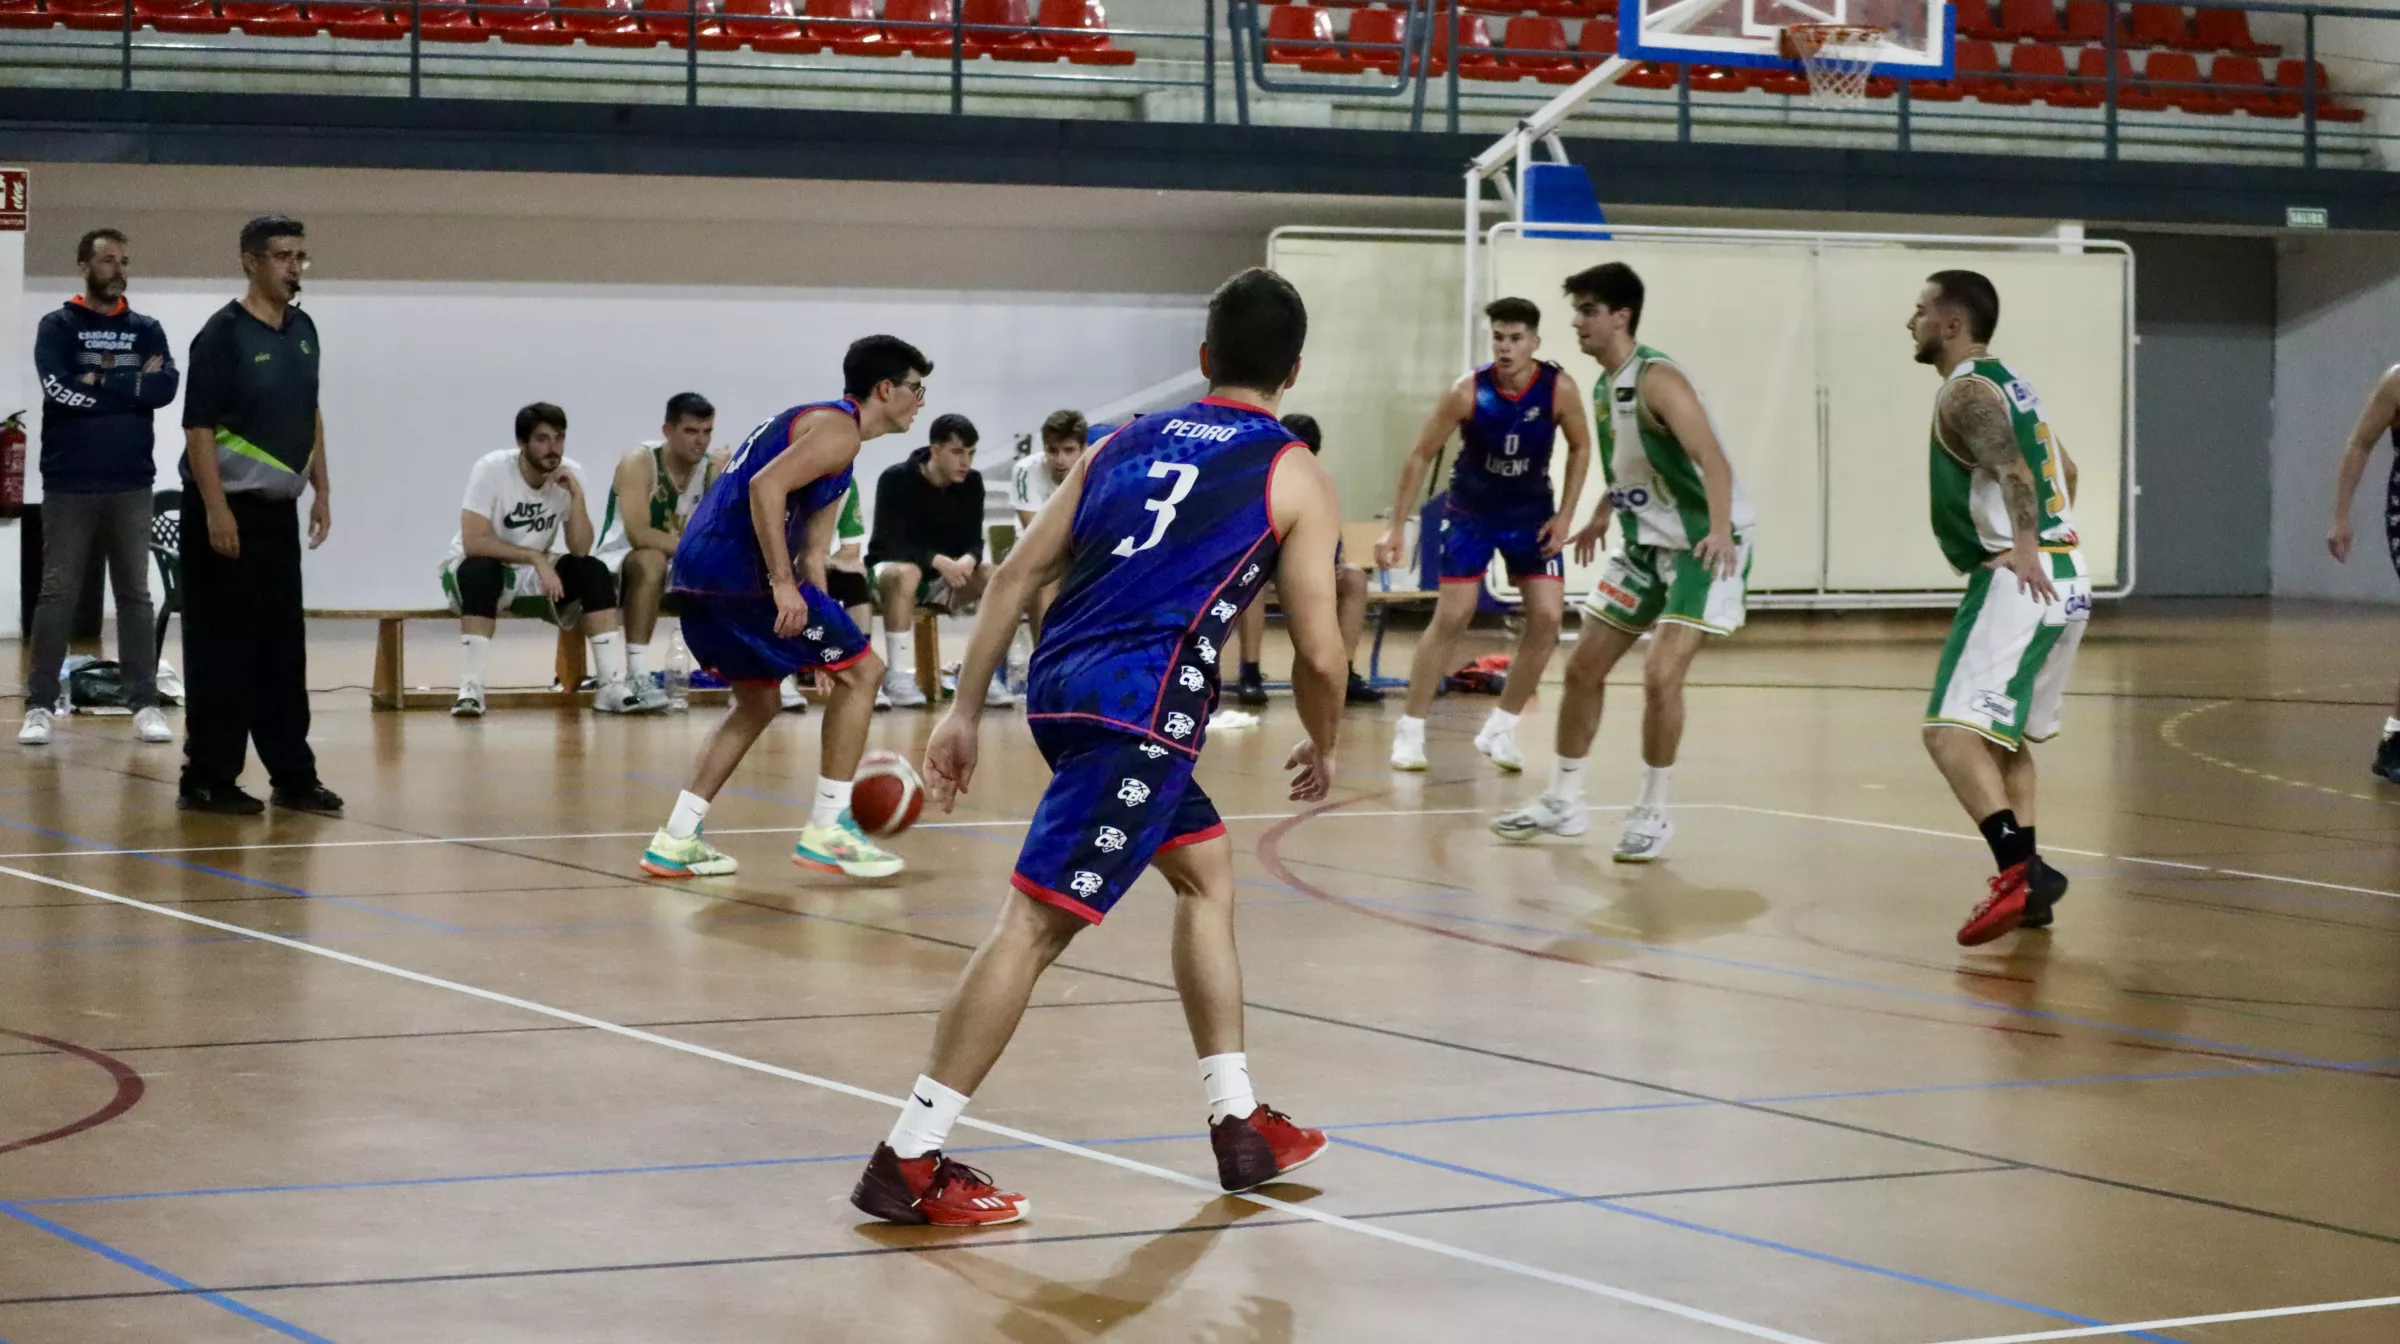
[1,600,2396,1343]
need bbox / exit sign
[2287,206,2330,229]
[0,170,22,232]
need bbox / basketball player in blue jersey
[851,269,1348,1228]
[2326,363,2400,782]
[636,335,931,882]
[1375,298,1592,774]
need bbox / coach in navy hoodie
[20,226,178,748]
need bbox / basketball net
[1779,23,1888,109]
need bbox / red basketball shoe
[1211,1104,1328,1191]
[850,1144,1028,1226]
[1957,860,2032,946]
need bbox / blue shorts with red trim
[673,585,870,685]
[1438,509,1561,585]
[1011,719,1223,925]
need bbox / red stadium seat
[1424,12,1498,76]
[883,0,954,55]
[2010,42,2096,105]
[49,0,132,31]
[1295,6,1369,72]
[2140,49,2222,110]
[961,0,1034,56]
[1689,63,1750,95]
[555,0,651,43]
[137,0,233,32]
[1572,13,1613,66]
[718,0,812,51]
[318,0,405,36]
[2208,54,2286,115]
[0,0,50,30]
[1955,39,2031,102]
[1618,58,1677,88]
[2123,2,2188,47]
[641,0,737,47]
[2276,59,2365,122]
[222,0,316,31]
[2061,0,2105,43]
[1495,14,1571,76]
[1033,0,1133,64]
[1995,0,2060,43]
[410,0,488,40]
[812,0,898,54]
[1954,0,2001,39]
[484,0,571,43]
[2075,46,2170,109]
[1908,74,1965,99]
[1344,6,1409,74]
[2188,7,2275,55]
[1266,4,1335,64]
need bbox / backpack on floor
[1443,653,1512,696]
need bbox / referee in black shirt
[176,216,341,815]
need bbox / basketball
[850,750,925,837]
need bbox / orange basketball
[851,749,924,838]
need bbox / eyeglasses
[896,380,927,399]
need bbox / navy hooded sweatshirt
[34,296,179,494]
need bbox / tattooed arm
[1938,378,2057,603]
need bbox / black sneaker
[2374,734,2400,784]
[1345,670,1384,705]
[177,780,264,815]
[1235,666,1269,707]
[2021,855,2069,929]
[271,783,345,814]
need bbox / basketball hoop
[1779,23,1889,109]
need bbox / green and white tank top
[1596,345,1753,551]
[596,442,708,564]
[1929,358,2079,575]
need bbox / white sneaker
[1475,723,1525,772]
[452,681,486,718]
[593,679,665,715]
[629,678,672,713]
[18,708,53,746]
[1613,806,1675,863]
[780,676,807,712]
[133,707,174,744]
[1490,792,1588,841]
[881,667,927,709]
[984,671,1019,707]
[155,658,185,705]
[874,685,893,712]
[1390,729,1428,772]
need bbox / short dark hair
[1282,413,1323,455]
[663,391,714,425]
[514,401,568,444]
[842,334,933,400]
[1563,263,1644,334]
[240,215,305,257]
[928,413,978,449]
[1204,267,1307,393]
[1485,297,1541,331]
[1926,269,2001,342]
[76,228,126,266]
[1040,409,1088,445]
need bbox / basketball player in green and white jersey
[1490,263,1751,862]
[1909,270,2088,947]
[596,392,727,691]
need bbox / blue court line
[1325,1135,2185,1344]
[0,816,460,933]
[1353,895,2390,1074]
[0,1201,337,1343]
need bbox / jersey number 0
[1112,461,1200,558]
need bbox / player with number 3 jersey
[852,269,1346,1228]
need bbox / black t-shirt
[865,449,987,571]
[182,300,320,497]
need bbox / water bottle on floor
[665,631,691,712]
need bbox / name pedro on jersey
[1161,420,1240,443]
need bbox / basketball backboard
[1622,0,1953,76]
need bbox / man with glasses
[175,215,341,816]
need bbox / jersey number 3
[1112,461,1200,558]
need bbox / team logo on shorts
[1241,564,1261,584]
[1179,665,1206,692]
[1138,742,1170,758]
[1162,712,1195,740]
[1195,636,1217,665]
[1117,778,1152,807]
[803,626,823,640]
[1969,689,2020,722]
[1212,600,1238,623]
[1094,826,1127,853]
[1069,871,1105,898]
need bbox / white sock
[1639,765,1673,811]
[589,630,628,687]
[459,633,490,686]
[812,776,854,829]
[1551,754,1586,801]
[627,643,651,683]
[2383,717,2400,738]
[887,1074,971,1159]
[886,627,914,676]
[1396,714,1425,742]
[1198,1052,1257,1125]
[1483,708,1520,736]
[666,790,709,841]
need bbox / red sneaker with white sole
[849,1144,1028,1226]
[1957,860,2031,946]
[1211,1104,1328,1191]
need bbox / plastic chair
[408,0,489,39]
[2011,41,2096,105]
[48,0,133,31]
[0,0,53,31]
[1033,0,1133,64]
[483,0,571,43]
[810,0,898,53]
[883,0,953,55]
[1954,0,2003,40]
[317,0,405,36]
[1266,4,1334,64]
[2061,0,2105,42]
[2208,53,2286,115]
[1995,0,2060,43]
[222,0,316,32]
[555,0,652,44]
[1689,63,1750,95]
[1425,11,1497,76]
[1571,13,1612,67]
[641,0,736,47]
[2141,50,2222,111]
[1908,74,1966,100]
[960,0,1034,55]
[2276,59,2364,122]
[2124,2,2188,47]
[149,491,182,667]
[2188,7,2275,55]
[137,0,233,32]
[1494,14,1571,77]
[1345,6,1409,74]
[719,0,811,49]
[1955,40,2030,102]
[2076,46,2170,108]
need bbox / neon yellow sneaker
[795,813,904,879]
[640,827,739,878]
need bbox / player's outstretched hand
[1694,529,1739,580]
[769,580,809,637]
[1285,739,1333,802]
[1372,527,1406,573]
[1986,545,2058,603]
[1570,519,1607,568]
[923,712,979,813]
[2329,516,2355,563]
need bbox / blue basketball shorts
[673,585,871,685]
[1011,719,1224,925]
[1438,509,1562,586]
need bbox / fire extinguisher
[0,412,25,520]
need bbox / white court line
[1922,1292,2400,1342]
[0,861,1822,1344]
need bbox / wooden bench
[304,608,729,712]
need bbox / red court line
[0,1028,146,1157]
